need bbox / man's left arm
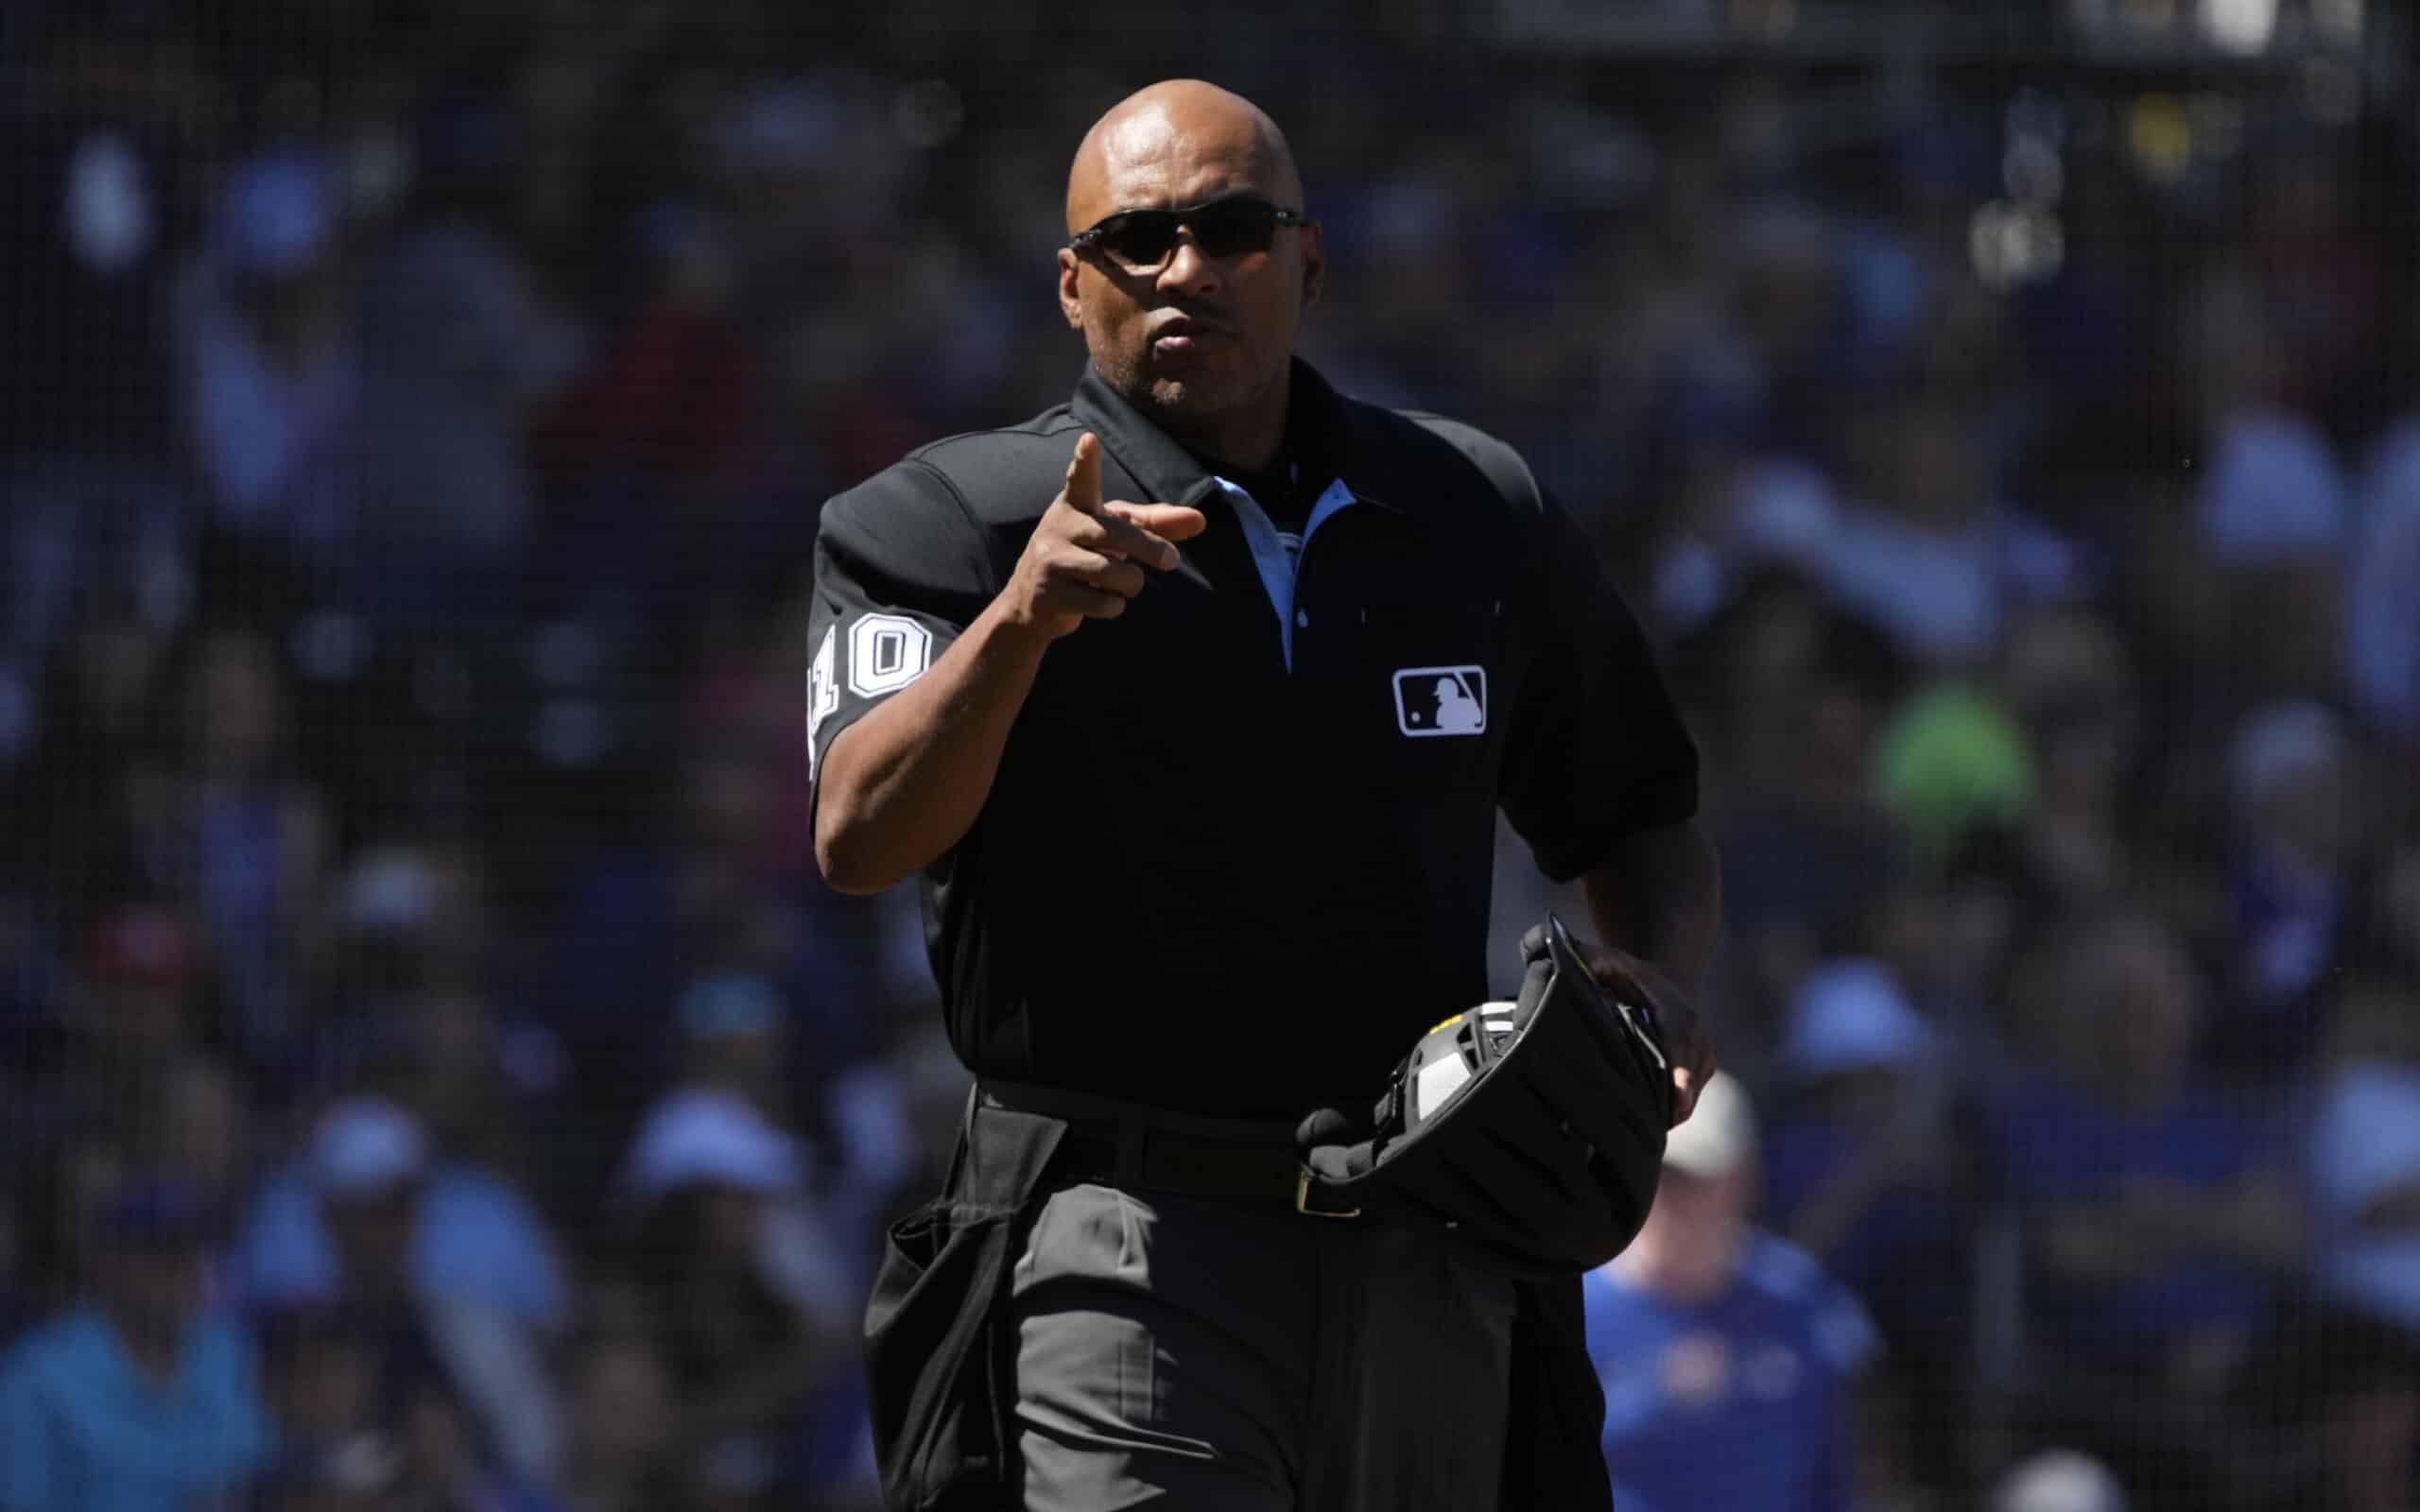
[1488,460,1720,1122]
[1581,820,1722,1120]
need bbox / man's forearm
[813,597,1053,894]
[1578,820,1722,993]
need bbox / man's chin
[1146,370,1255,420]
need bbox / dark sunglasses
[1066,195,1309,272]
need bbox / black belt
[977,1078,1362,1218]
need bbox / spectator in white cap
[667,968,918,1285]
[232,1096,572,1487]
[623,1069,860,1312]
[310,1096,428,1297]
[232,1094,568,1332]
[1992,1448,2130,1512]
[617,1084,853,1503]
[623,1085,804,1209]
[1776,958,1938,1085]
[1582,1072,1886,1512]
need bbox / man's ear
[1299,222,1327,315]
[1057,249,1085,331]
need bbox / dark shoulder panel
[820,400,1108,591]
[907,405,1096,538]
[815,452,997,612]
[1394,409,1551,522]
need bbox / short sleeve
[806,459,996,797]
[1498,492,1699,881]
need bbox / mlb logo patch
[1393,665,1487,737]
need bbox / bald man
[812,81,1720,1510]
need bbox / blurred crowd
[2,1,2417,1508]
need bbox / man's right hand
[1002,432,1208,640]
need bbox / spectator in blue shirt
[233,1094,568,1334]
[1584,1073,1881,1512]
[0,1177,273,1511]
[1992,911,2306,1506]
[1996,913,2303,1382]
[232,1097,568,1485]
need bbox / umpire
[808,79,1721,1511]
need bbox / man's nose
[1157,236,1222,297]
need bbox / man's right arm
[813,595,1054,894]
[812,432,1204,895]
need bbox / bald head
[1056,79,1322,467]
[1065,79,1304,234]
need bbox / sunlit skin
[1058,79,1325,472]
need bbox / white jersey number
[845,613,934,698]
[807,625,839,741]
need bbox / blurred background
[1,0,2416,1508]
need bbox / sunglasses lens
[1101,214,1181,267]
[1191,202,1279,258]
[1089,201,1285,267]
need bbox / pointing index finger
[1102,501,1209,545]
[1087,508,1184,571]
[1062,432,1102,516]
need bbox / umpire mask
[1295,915,1672,1274]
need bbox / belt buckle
[1295,1169,1359,1219]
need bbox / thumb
[1104,502,1209,543]
[1062,432,1102,515]
[1296,1107,1361,1153]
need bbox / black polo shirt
[807,360,1697,1117]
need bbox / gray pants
[1012,1180,1519,1511]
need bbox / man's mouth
[1151,318,1231,354]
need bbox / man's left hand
[1584,944,1716,1126]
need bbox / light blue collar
[1213,475,1363,670]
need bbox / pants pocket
[864,1196,1018,1511]
[1013,1183,1156,1424]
